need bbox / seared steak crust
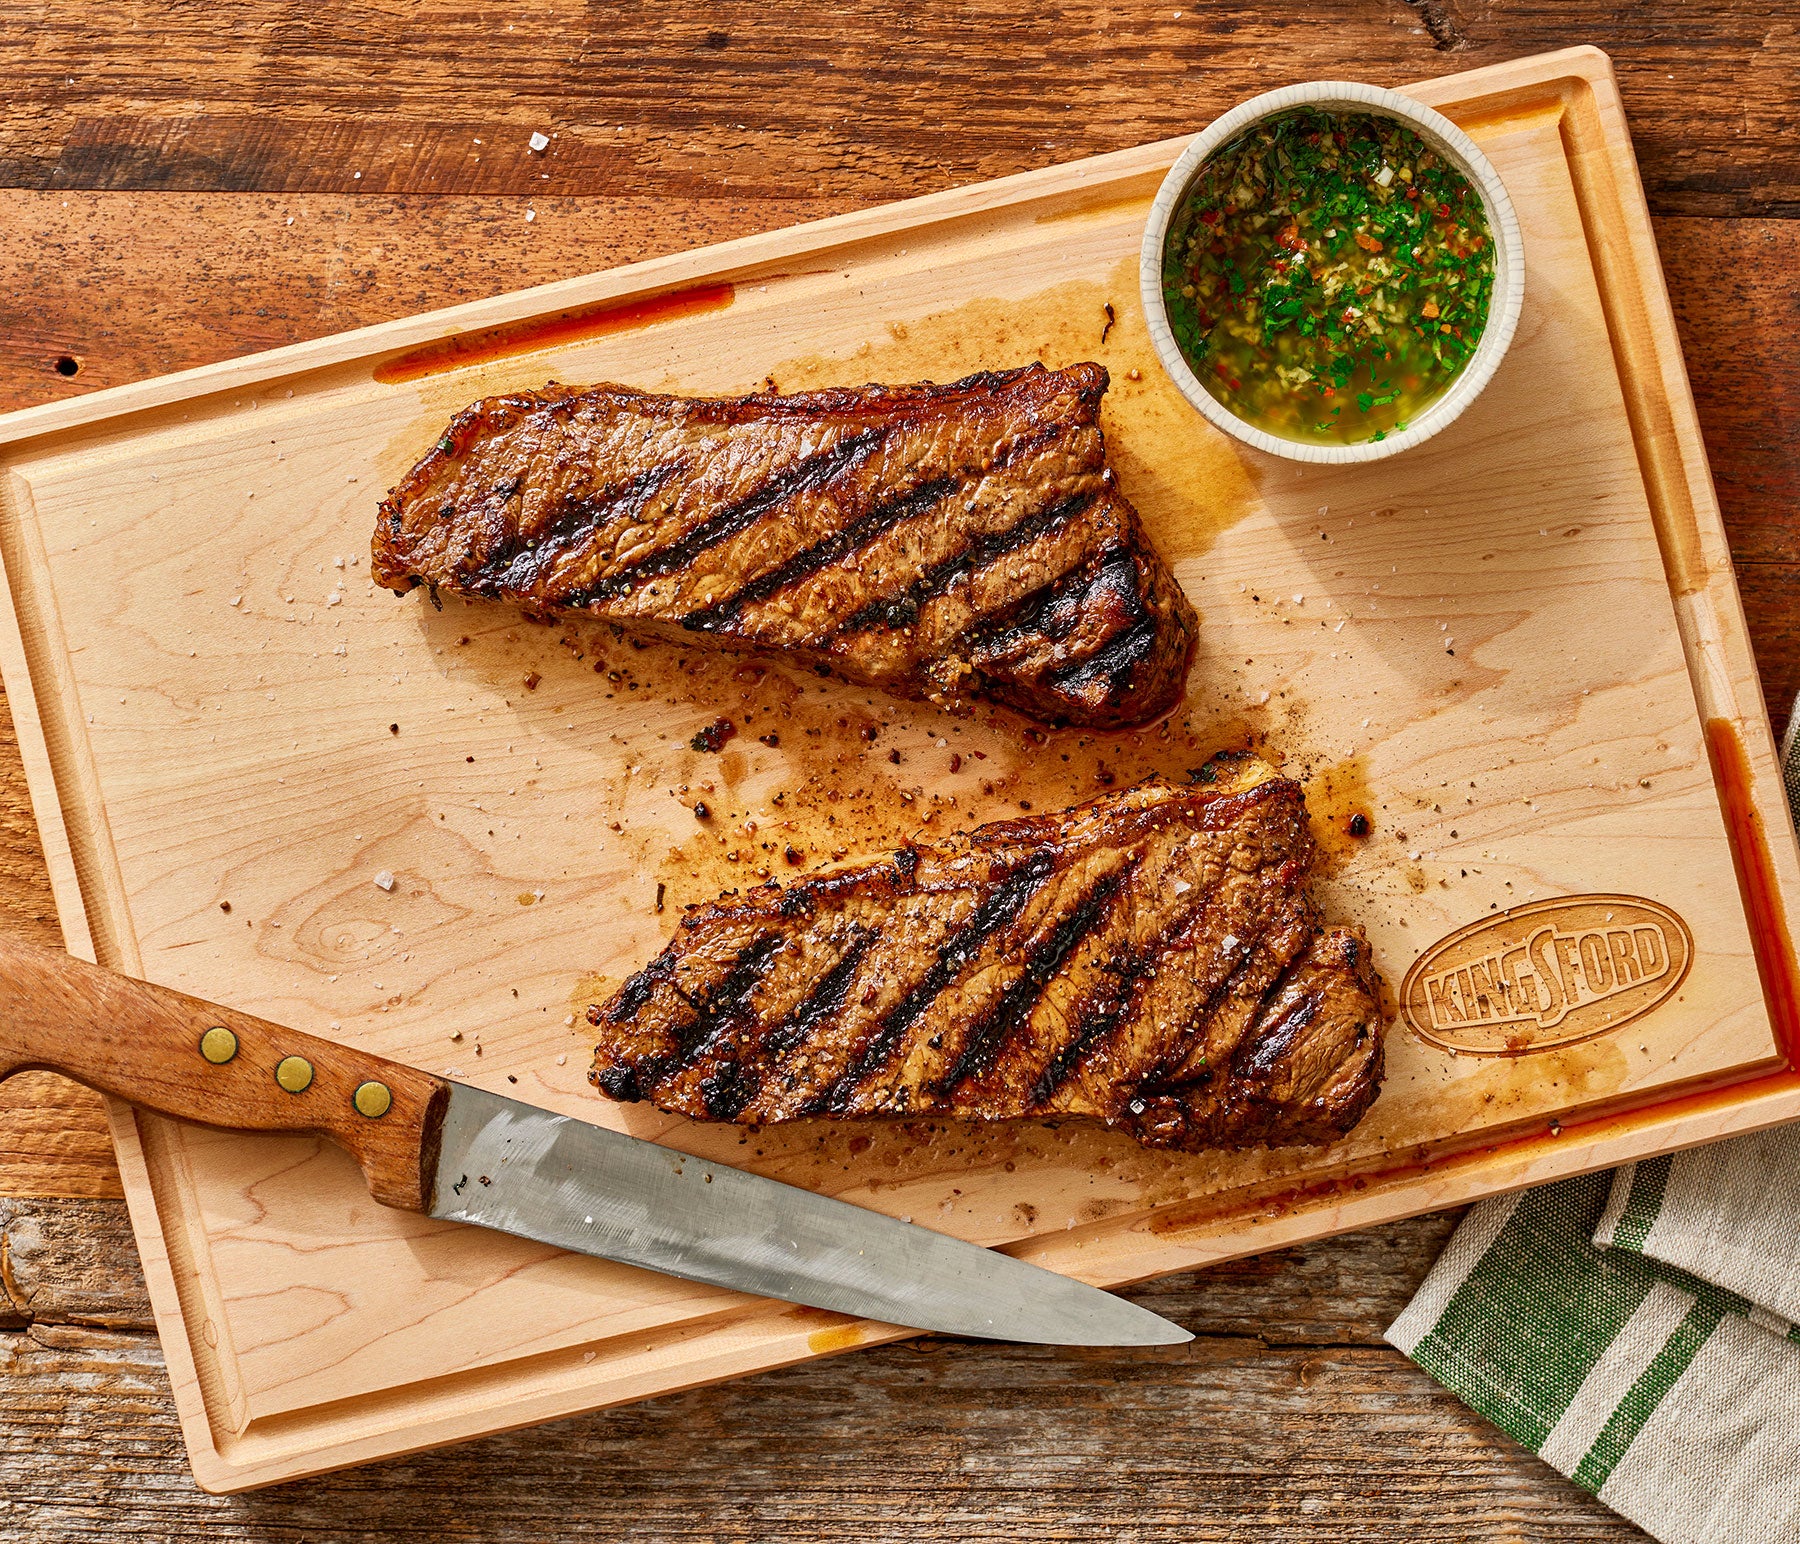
[373,363,1197,728]
[589,756,1386,1152]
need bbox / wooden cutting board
[0,46,1796,1491]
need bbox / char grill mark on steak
[469,460,688,598]
[762,927,880,1062]
[1051,607,1159,697]
[605,952,673,1025]
[809,846,1059,1114]
[1146,888,1314,1090]
[620,930,785,1099]
[679,472,963,633]
[1119,927,1384,1151]
[559,427,890,610]
[1017,798,1281,1110]
[838,489,1092,635]
[959,542,1161,712]
[682,415,1077,635]
[1020,545,1145,652]
[373,364,1198,728]
[670,925,884,1122]
[698,1062,755,1121]
[936,857,1139,1097]
[1233,991,1318,1082]
[589,759,1388,1153]
[1028,912,1181,1106]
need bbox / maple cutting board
[1,46,1797,1491]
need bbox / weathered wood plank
[0,2,1793,218]
[0,654,113,1199]
[0,191,847,411]
[1662,217,1800,727]
[0,1332,1651,1541]
[1735,563,1800,738]
[0,1075,118,1201]
[1660,219,1800,569]
[0,1325,1653,1540]
[0,1199,150,1329]
[0,692,63,948]
[0,1203,1649,1541]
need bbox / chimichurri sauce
[1161,107,1494,446]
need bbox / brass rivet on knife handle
[198,1026,238,1064]
[352,1080,393,1119]
[274,1054,315,1094]
[0,933,451,1215]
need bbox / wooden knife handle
[0,934,449,1213]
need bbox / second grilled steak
[589,755,1387,1153]
[373,363,1197,728]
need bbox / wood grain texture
[0,192,849,412]
[2,49,1795,1489]
[0,1073,118,1199]
[0,938,450,1212]
[1663,220,1800,568]
[1657,218,1800,731]
[0,0,1789,1531]
[0,1198,1651,1542]
[0,1198,154,1328]
[0,1,1792,219]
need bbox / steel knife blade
[429,1082,1188,1345]
[0,936,1190,1347]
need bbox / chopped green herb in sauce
[1162,107,1494,446]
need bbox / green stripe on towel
[1570,1296,1723,1494]
[1392,715,1800,1543]
[1391,1161,1800,1544]
[1608,1155,1673,1255]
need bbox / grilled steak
[589,755,1386,1152]
[373,363,1197,728]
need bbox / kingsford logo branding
[1401,895,1694,1056]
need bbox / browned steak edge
[374,365,1198,729]
[589,769,1387,1154]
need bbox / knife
[0,935,1189,1346]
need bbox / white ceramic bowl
[1139,81,1525,465]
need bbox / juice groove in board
[0,49,1793,1490]
[1706,716,1800,1065]
[371,284,739,385]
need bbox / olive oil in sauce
[1161,107,1495,446]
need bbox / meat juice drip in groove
[1707,717,1800,1061]
[373,284,738,385]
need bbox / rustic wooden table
[1,3,1793,1537]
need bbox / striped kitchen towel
[1389,1159,1800,1543]
[1390,710,1800,1544]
